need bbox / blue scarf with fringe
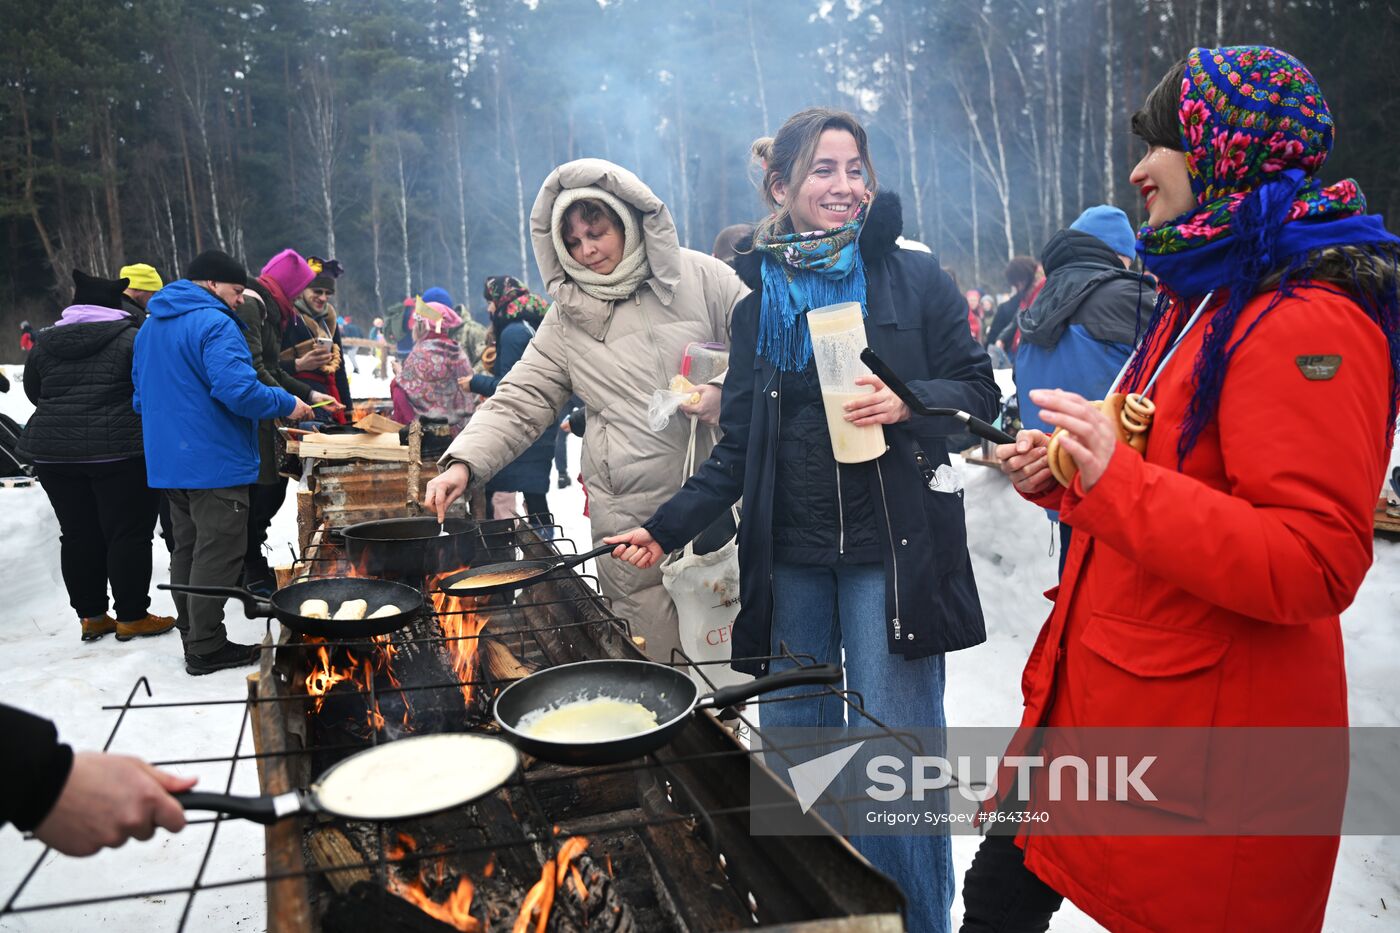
[752,198,870,372]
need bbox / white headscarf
[550,186,652,303]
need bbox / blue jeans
[762,561,954,933]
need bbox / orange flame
[386,833,480,932]
[427,570,489,707]
[512,836,590,933]
[304,638,412,734]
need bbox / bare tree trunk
[195,109,225,251]
[98,106,123,271]
[1103,0,1117,205]
[1216,0,1225,44]
[744,0,770,129]
[177,118,204,253]
[896,6,926,242]
[968,134,981,287]
[451,109,470,304]
[1076,73,1089,214]
[673,80,691,249]
[14,86,61,276]
[1007,53,1049,246]
[395,137,411,300]
[297,64,342,256]
[959,20,1015,262]
[505,89,529,282]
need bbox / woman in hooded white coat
[425,159,746,659]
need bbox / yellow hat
[118,263,164,292]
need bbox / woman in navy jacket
[607,109,997,933]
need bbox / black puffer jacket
[771,363,881,564]
[645,191,1000,674]
[17,314,144,462]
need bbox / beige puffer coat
[441,159,746,659]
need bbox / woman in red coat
[967,47,1399,932]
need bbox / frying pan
[159,577,423,639]
[437,543,615,597]
[494,659,843,765]
[177,733,518,824]
[860,347,1016,444]
[342,516,481,581]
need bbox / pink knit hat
[259,249,316,298]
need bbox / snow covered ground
[0,362,1396,931]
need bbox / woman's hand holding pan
[994,429,1056,495]
[603,528,665,569]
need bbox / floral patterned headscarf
[1129,46,1400,464]
[482,274,550,337]
[1139,46,1363,259]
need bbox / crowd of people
[3,43,1398,933]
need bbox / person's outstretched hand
[604,528,665,569]
[34,752,196,856]
[287,398,316,422]
[424,461,470,522]
[308,390,344,413]
[994,428,1055,495]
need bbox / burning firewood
[308,828,373,895]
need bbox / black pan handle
[159,583,273,620]
[860,348,1015,445]
[698,663,844,710]
[176,790,302,825]
[553,543,617,571]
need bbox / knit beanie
[186,250,248,287]
[117,263,163,292]
[422,286,453,306]
[1070,206,1137,259]
[308,274,336,292]
[259,248,314,297]
[72,269,129,309]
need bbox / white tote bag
[661,417,750,689]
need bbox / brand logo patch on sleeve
[1295,354,1342,380]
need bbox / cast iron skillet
[494,659,843,765]
[860,347,1016,444]
[177,733,518,824]
[159,577,422,639]
[437,543,614,597]
[342,516,481,580]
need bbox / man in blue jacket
[1013,205,1156,575]
[133,251,313,675]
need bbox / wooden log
[321,881,464,933]
[308,827,374,895]
[355,412,406,434]
[247,673,314,933]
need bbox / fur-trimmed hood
[732,190,906,290]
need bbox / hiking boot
[80,614,117,642]
[185,641,260,676]
[115,613,177,641]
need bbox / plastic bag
[647,390,692,432]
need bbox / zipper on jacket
[836,463,846,555]
[875,460,901,640]
[766,375,783,673]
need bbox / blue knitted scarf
[752,197,870,372]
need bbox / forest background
[2,0,1397,359]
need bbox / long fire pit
[0,513,907,931]
[251,516,905,932]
